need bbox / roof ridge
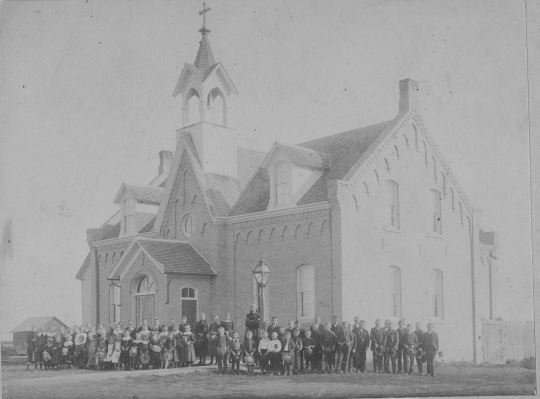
[297,120,393,147]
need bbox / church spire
[194,3,215,71]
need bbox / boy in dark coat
[194,313,209,365]
[302,330,316,374]
[396,320,407,373]
[291,328,303,375]
[353,319,370,372]
[321,323,337,374]
[336,322,353,373]
[370,319,386,373]
[310,317,325,373]
[43,337,55,370]
[241,330,257,375]
[267,317,281,340]
[229,331,242,375]
[215,326,229,375]
[346,323,357,372]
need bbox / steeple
[194,3,215,71]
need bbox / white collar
[122,337,131,341]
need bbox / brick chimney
[399,79,419,113]
[159,150,174,175]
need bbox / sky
[0,0,534,336]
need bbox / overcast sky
[0,0,534,334]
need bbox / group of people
[24,304,440,378]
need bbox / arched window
[181,214,193,237]
[432,270,444,319]
[274,161,290,206]
[297,265,315,319]
[137,275,155,294]
[432,156,437,181]
[404,135,410,149]
[459,202,463,226]
[450,188,455,211]
[207,88,227,126]
[388,266,402,318]
[429,189,442,234]
[374,169,380,184]
[186,88,201,126]
[104,253,109,265]
[181,287,196,298]
[423,141,428,166]
[112,252,116,264]
[109,284,120,323]
[123,197,134,235]
[385,181,399,229]
[394,146,400,160]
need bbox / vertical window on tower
[432,269,444,319]
[385,181,399,229]
[297,265,315,319]
[123,197,134,235]
[274,161,290,207]
[110,284,121,324]
[429,189,442,234]
[388,266,402,318]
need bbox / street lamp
[253,258,271,329]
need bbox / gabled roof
[75,253,91,280]
[229,120,393,216]
[173,62,238,98]
[11,317,69,333]
[261,142,331,170]
[108,238,216,280]
[114,183,164,205]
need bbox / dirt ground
[2,362,536,399]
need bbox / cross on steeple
[199,2,211,35]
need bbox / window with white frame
[385,181,399,229]
[123,197,134,235]
[110,284,121,324]
[388,266,402,318]
[297,265,315,319]
[429,189,442,234]
[432,269,444,318]
[274,161,290,207]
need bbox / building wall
[338,116,486,361]
[230,205,335,332]
[81,269,92,325]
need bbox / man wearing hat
[384,321,399,374]
[370,319,385,373]
[423,323,439,377]
[402,324,419,374]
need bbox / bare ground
[2,362,536,399]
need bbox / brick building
[76,21,497,362]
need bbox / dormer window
[123,197,135,235]
[274,161,291,207]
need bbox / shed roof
[10,316,69,333]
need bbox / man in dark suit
[402,324,419,374]
[369,319,386,373]
[26,325,38,370]
[384,322,399,374]
[330,316,341,370]
[353,318,370,372]
[396,319,407,373]
[423,323,439,377]
[414,322,425,374]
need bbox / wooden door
[136,295,155,327]
[182,300,197,329]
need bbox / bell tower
[173,3,239,178]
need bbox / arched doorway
[134,274,156,328]
[181,286,198,328]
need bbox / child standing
[207,315,221,365]
[86,334,98,370]
[52,334,63,370]
[139,335,151,370]
[242,330,256,376]
[130,332,141,370]
[302,330,316,374]
[150,332,162,369]
[291,328,303,375]
[120,330,132,371]
[280,331,295,376]
[268,332,282,376]
[111,336,121,370]
[215,327,229,375]
[222,313,234,339]
[163,332,178,369]
[64,334,75,369]
[43,337,55,370]
[257,331,271,375]
[182,325,197,367]
[229,331,242,375]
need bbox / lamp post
[253,258,271,330]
